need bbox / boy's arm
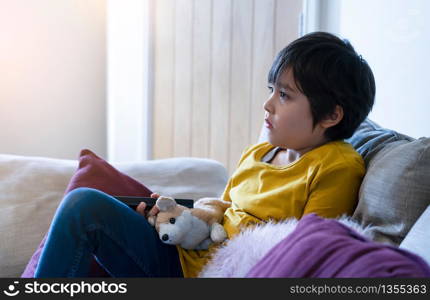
[303,164,364,218]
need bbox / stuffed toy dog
[148,196,231,250]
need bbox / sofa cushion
[66,149,154,197]
[353,137,430,245]
[0,154,75,278]
[0,151,228,277]
[346,119,430,245]
[246,214,430,278]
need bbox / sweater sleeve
[303,163,364,218]
[220,177,233,203]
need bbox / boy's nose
[263,98,273,113]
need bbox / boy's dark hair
[268,31,375,141]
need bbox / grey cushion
[352,136,430,245]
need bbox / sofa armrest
[399,206,430,266]
[114,157,228,200]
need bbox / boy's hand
[136,193,160,219]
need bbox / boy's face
[264,68,327,153]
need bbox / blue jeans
[34,188,183,277]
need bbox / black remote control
[113,196,194,210]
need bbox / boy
[35,32,375,278]
[176,32,375,277]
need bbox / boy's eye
[280,91,287,98]
[267,86,274,93]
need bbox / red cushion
[21,149,152,277]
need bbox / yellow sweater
[177,141,365,277]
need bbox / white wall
[0,0,107,159]
[316,0,430,138]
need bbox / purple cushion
[21,149,153,278]
[246,214,430,278]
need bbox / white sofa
[1,119,429,277]
[0,154,228,277]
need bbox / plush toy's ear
[156,196,177,212]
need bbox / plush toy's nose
[161,234,169,241]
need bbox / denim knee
[58,187,114,222]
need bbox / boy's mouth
[265,118,273,129]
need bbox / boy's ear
[320,105,344,128]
